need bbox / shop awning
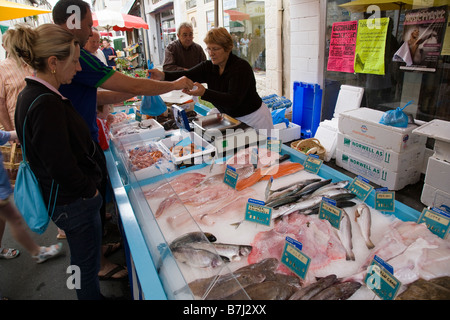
[225,9,250,21]
[92,10,149,32]
[0,0,51,21]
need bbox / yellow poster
[442,21,450,56]
[354,17,389,75]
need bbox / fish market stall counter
[106,139,450,300]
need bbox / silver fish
[337,209,355,261]
[223,281,298,300]
[309,281,361,300]
[289,274,338,300]
[171,246,228,268]
[294,179,332,198]
[169,232,217,249]
[307,180,350,197]
[265,178,321,201]
[355,203,375,249]
[184,242,252,261]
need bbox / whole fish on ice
[337,209,355,261]
[355,203,375,249]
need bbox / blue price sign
[364,255,400,300]
[245,198,272,226]
[417,207,450,239]
[348,176,373,201]
[304,154,323,174]
[223,165,238,189]
[281,238,310,280]
[375,190,395,212]
[319,199,343,229]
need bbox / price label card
[281,237,310,280]
[417,207,450,239]
[245,198,272,226]
[268,137,281,153]
[364,255,401,300]
[375,189,395,212]
[303,154,323,174]
[348,175,373,201]
[319,198,342,229]
[223,165,238,189]
[135,109,142,122]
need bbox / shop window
[186,0,197,10]
[323,1,450,122]
[223,1,266,72]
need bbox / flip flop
[99,265,128,281]
[0,248,20,259]
[103,242,122,257]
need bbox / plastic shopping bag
[379,100,413,128]
[140,60,167,117]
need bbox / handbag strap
[21,93,59,216]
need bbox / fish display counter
[107,137,450,300]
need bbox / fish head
[239,245,253,257]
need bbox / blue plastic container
[292,82,323,139]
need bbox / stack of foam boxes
[335,108,427,191]
[412,119,450,208]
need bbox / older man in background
[85,28,108,66]
[163,22,206,71]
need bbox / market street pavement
[0,211,131,300]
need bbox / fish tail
[366,239,375,250]
[230,220,244,229]
[346,251,356,261]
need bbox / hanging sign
[354,17,390,75]
[327,20,358,73]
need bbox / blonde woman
[9,24,104,300]
[150,27,274,131]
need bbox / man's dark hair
[52,0,91,25]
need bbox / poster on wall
[393,6,447,72]
[327,21,358,73]
[354,17,390,75]
[439,20,450,56]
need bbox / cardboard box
[421,183,450,208]
[424,156,450,192]
[336,149,421,190]
[337,133,425,172]
[338,108,426,153]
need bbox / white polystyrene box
[424,156,450,193]
[336,149,421,190]
[111,119,165,145]
[273,122,301,143]
[338,108,427,153]
[337,133,425,172]
[421,183,450,208]
[413,119,450,162]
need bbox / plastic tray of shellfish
[159,131,216,168]
[111,119,165,146]
[122,139,176,181]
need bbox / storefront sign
[327,21,358,73]
[417,207,450,239]
[281,237,310,280]
[354,17,389,75]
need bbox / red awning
[224,9,250,21]
[92,10,149,32]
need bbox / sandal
[103,242,122,257]
[32,243,63,264]
[99,265,128,281]
[0,248,20,259]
